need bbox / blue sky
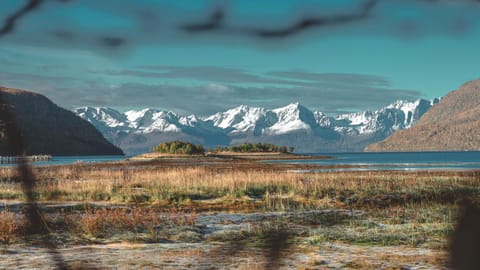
[1,0,480,115]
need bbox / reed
[0,159,477,261]
[0,210,22,247]
[0,164,479,210]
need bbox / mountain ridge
[75,98,438,154]
[0,87,124,156]
[366,79,480,152]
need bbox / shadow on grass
[207,222,296,270]
[450,200,480,270]
[351,187,480,209]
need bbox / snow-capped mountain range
[74,98,439,154]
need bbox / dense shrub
[80,208,196,239]
[213,142,293,153]
[152,141,205,155]
[0,210,21,246]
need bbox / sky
[1,0,480,116]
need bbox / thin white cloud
[204,83,234,94]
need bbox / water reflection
[275,151,480,171]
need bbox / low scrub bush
[80,207,197,239]
[0,210,22,246]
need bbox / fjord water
[271,151,480,171]
[0,155,127,167]
[2,152,480,171]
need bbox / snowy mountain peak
[125,108,158,122]
[264,103,316,135]
[74,107,127,130]
[236,104,251,111]
[272,102,304,113]
[179,114,199,126]
[285,101,300,107]
[323,98,439,135]
[206,105,267,132]
[75,98,438,154]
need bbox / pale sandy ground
[0,207,449,269]
[1,242,447,270]
[0,202,450,269]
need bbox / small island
[211,142,294,154]
[131,141,299,161]
[152,141,206,155]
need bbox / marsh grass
[77,207,197,241]
[205,205,455,250]
[0,161,478,251]
[307,218,453,248]
[1,165,478,210]
[0,210,22,247]
[0,207,197,245]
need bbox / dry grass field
[0,154,479,269]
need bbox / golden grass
[0,210,22,246]
[1,162,479,210]
[0,159,476,270]
[2,153,477,270]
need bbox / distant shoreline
[0,155,52,164]
[129,151,332,161]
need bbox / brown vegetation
[0,157,478,211]
[0,210,22,247]
[0,156,478,268]
[367,78,480,151]
[0,86,124,155]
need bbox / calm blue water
[0,155,127,167]
[2,152,480,171]
[270,151,480,172]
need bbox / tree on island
[213,142,294,153]
[152,141,205,155]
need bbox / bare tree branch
[180,0,380,38]
[0,0,43,37]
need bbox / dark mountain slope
[366,79,480,152]
[0,87,124,156]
